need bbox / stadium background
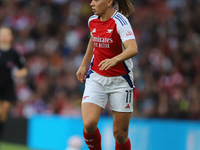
[0,0,200,150]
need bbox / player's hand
[13,70,22,78]
[13,68,28,78]
[76,66,86,83]
[98,58,117,70]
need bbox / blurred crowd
[0,0,199,120]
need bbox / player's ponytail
[113,0,134,17]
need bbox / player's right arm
[76,37,94,83]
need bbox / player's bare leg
[112,111,131,150]
[0,101,11,122]
[0,100,11,139]
[82,103,103,150]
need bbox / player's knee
[0,116,6,122]
[0,113,7,122]
[113,129,128,144]
[83,120,98,133]
[0,112,6,122]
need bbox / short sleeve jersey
[0,47,25,85]
[88,11,135,77]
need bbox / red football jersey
[88,11,135,77]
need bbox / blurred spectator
[65,135,83,150]
[0,0,199,120]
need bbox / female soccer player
[76,0,138,149]
[0,27,28,139]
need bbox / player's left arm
[99,39,138,70]
[13,52,28,78]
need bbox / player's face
[90,0,111,16]
[0,28,13,44]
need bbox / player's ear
[107,0,113,7]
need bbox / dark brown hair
[112,0,134,17]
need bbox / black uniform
[0,47,25,102]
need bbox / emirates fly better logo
[92,36,113,48]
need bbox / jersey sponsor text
[93,36,113,48]
[92,36,113,43]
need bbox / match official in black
[0,27,28,139]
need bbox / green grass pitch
[0,142,43,150]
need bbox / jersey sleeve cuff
[122,36,135,43]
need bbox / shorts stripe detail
[86,69,93,79]
[123,61,130,74]
[122,74,134,88]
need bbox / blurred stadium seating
[0,0,199,120]
[1,0,200,150]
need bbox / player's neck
[0,43,11,51]
[99,8,115,21]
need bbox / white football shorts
[82,70,135,112]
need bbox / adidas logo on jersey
[107,29,113,33]
[125,104,130,108]
[92,28,96,33]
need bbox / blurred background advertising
[0,0,200,150]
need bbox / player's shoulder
[88,15,98,23]
[112,11,129,26]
